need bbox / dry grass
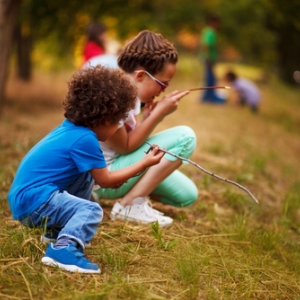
[1,56,300,299]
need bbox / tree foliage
[218,0,277,65]
[20,0,206,45]
[219,0,300,83]
[263,0,300,83]
[1,0,299,112]
[19,0,300,80]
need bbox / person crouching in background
[224,70,261,113]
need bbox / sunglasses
[135,70,169,90]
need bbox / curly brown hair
[118,30,178,75]
[63,65,137,128]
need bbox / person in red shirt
[83,22,107,63]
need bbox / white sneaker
[110,197,173,228]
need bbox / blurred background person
[199,13,225,104]
[224,70,261,113]
[83,21,107,63]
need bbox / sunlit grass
[281,181,300,229]
[1,55,300,299]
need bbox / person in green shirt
[199,13,225,103]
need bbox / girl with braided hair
[94,30,198,227]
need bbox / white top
[83,54,119,69]
[99,98,141,168]
[232,77,261,106]
[82,54,141,168]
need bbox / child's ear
[135,70,145,83]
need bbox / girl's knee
[177,126,197,158]
[180,125,196,138]
[183,126,197,146]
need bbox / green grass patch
[1,57,300,299]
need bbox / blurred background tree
[219,0,300,83]
[0,0,299,111]
[0,0,21,113]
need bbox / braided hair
[118,30,178,75]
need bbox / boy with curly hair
[7,65,164,274]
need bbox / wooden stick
[145,142,259,204]
[189,86,231,92]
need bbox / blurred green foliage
[17,0,300,83]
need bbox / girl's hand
[154,90,190,117]
[142,145,165,167]
[142,101,157,120]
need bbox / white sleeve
[133,98,141,115]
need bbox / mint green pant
[96,126,198,207]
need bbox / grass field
[1,55,300,299]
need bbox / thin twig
[189,86,231,92]
[145,141,259,204]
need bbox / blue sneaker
[41,243,100,274]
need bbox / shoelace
[143,199,164,216]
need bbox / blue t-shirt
[8,120,106,220]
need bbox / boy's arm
[105,90,189,154]
[90,146,164,188]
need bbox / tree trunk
[15,23,32,81]
[277,25,300,85]
[0,0,21,114]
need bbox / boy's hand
[143,145,165,167]
[111,180,127,189]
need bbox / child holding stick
[94,30,198,227]
[7,65,164,273]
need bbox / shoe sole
[110,213,173,228]
[41,257,101,274]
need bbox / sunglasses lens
[155,80,168,90]
[157,81,165,89]
[143,70,168,90]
